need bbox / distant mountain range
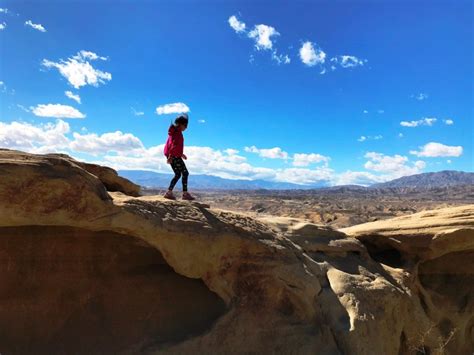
[119,170,473,191]
[118,170,328,190]
[372,171,474,189]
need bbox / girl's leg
[181,163,189,192]
[168,158,182,191]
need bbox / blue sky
[0,0,472,185]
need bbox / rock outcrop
[0,149,472,354]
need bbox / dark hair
[174,115,188,127]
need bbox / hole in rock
[0,226,226,354]
[359,238,403,268]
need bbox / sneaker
[163,190,176,200]
[182,192,195,201]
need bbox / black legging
[168,157,189,192]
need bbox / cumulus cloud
[0,22,6,30]
[65,91,81,104]
[0,120,70,153]
[443,119,454,125]
[155,102,190,115]
[0,120,442,187]
[330,55,366,68]
[400,117,437,127]
[228,15,246,33]
[299,41,326,67]
[0,81,6,92]
[0,8,8,13]
[248,24,279,50]
[245,146,288,159]
[364,152,426,179]
[42,50,111,89]
[410,142,463,157]
[412,93,428,101]
[275,167,333,185]
[70,131,145,156]
[332,171,384,186]
[31,104,85,119]
[298,43,366,73]
[197,119,206,123]
[25,20,46,32]
[292,153,330,167]
[229,15,289,65]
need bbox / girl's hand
[167,156,173,164]
[182,154,187,160]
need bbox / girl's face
[179,124,187,132]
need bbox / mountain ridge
[119,169,473,190]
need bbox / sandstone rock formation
[0,149,472,354]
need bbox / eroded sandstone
[0,149,472,354]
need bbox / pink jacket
[164,125,184,158]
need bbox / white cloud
[77,50,107,61]
[225,148,239,155]
[377,109,384,114]
[275,167,333,185]
[248,24,279,50]
[333,171,384,186]
[155,102,190,115]
[65,90,81,104]
[70,131,144,156]
[357,135,382,142]
[413,93,428,101]
[1,120,443,187]
[0,81,5,92]
[331,55,366,68]
[398,133,404,138]
[245,145,288,159]
[131,107,144,116]
[42,50,111,89]
[0,8,8,13]
[25,20,46,32]
[197,119,206,123]
[410,142,463,157]
[443,119,454,125]
[364,152,426,179]
[228,15,246,33]
[363,110,368,114]
[229,16,289,65]
[272,51,291,65]
[0,120,70,153]
[31,104,85,119]
[293,153,330,167]
[299,41,326,66]
[447,160,452,164]
[400,117,437,127]
[0,22,6,30]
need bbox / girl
[163,113,195,200]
